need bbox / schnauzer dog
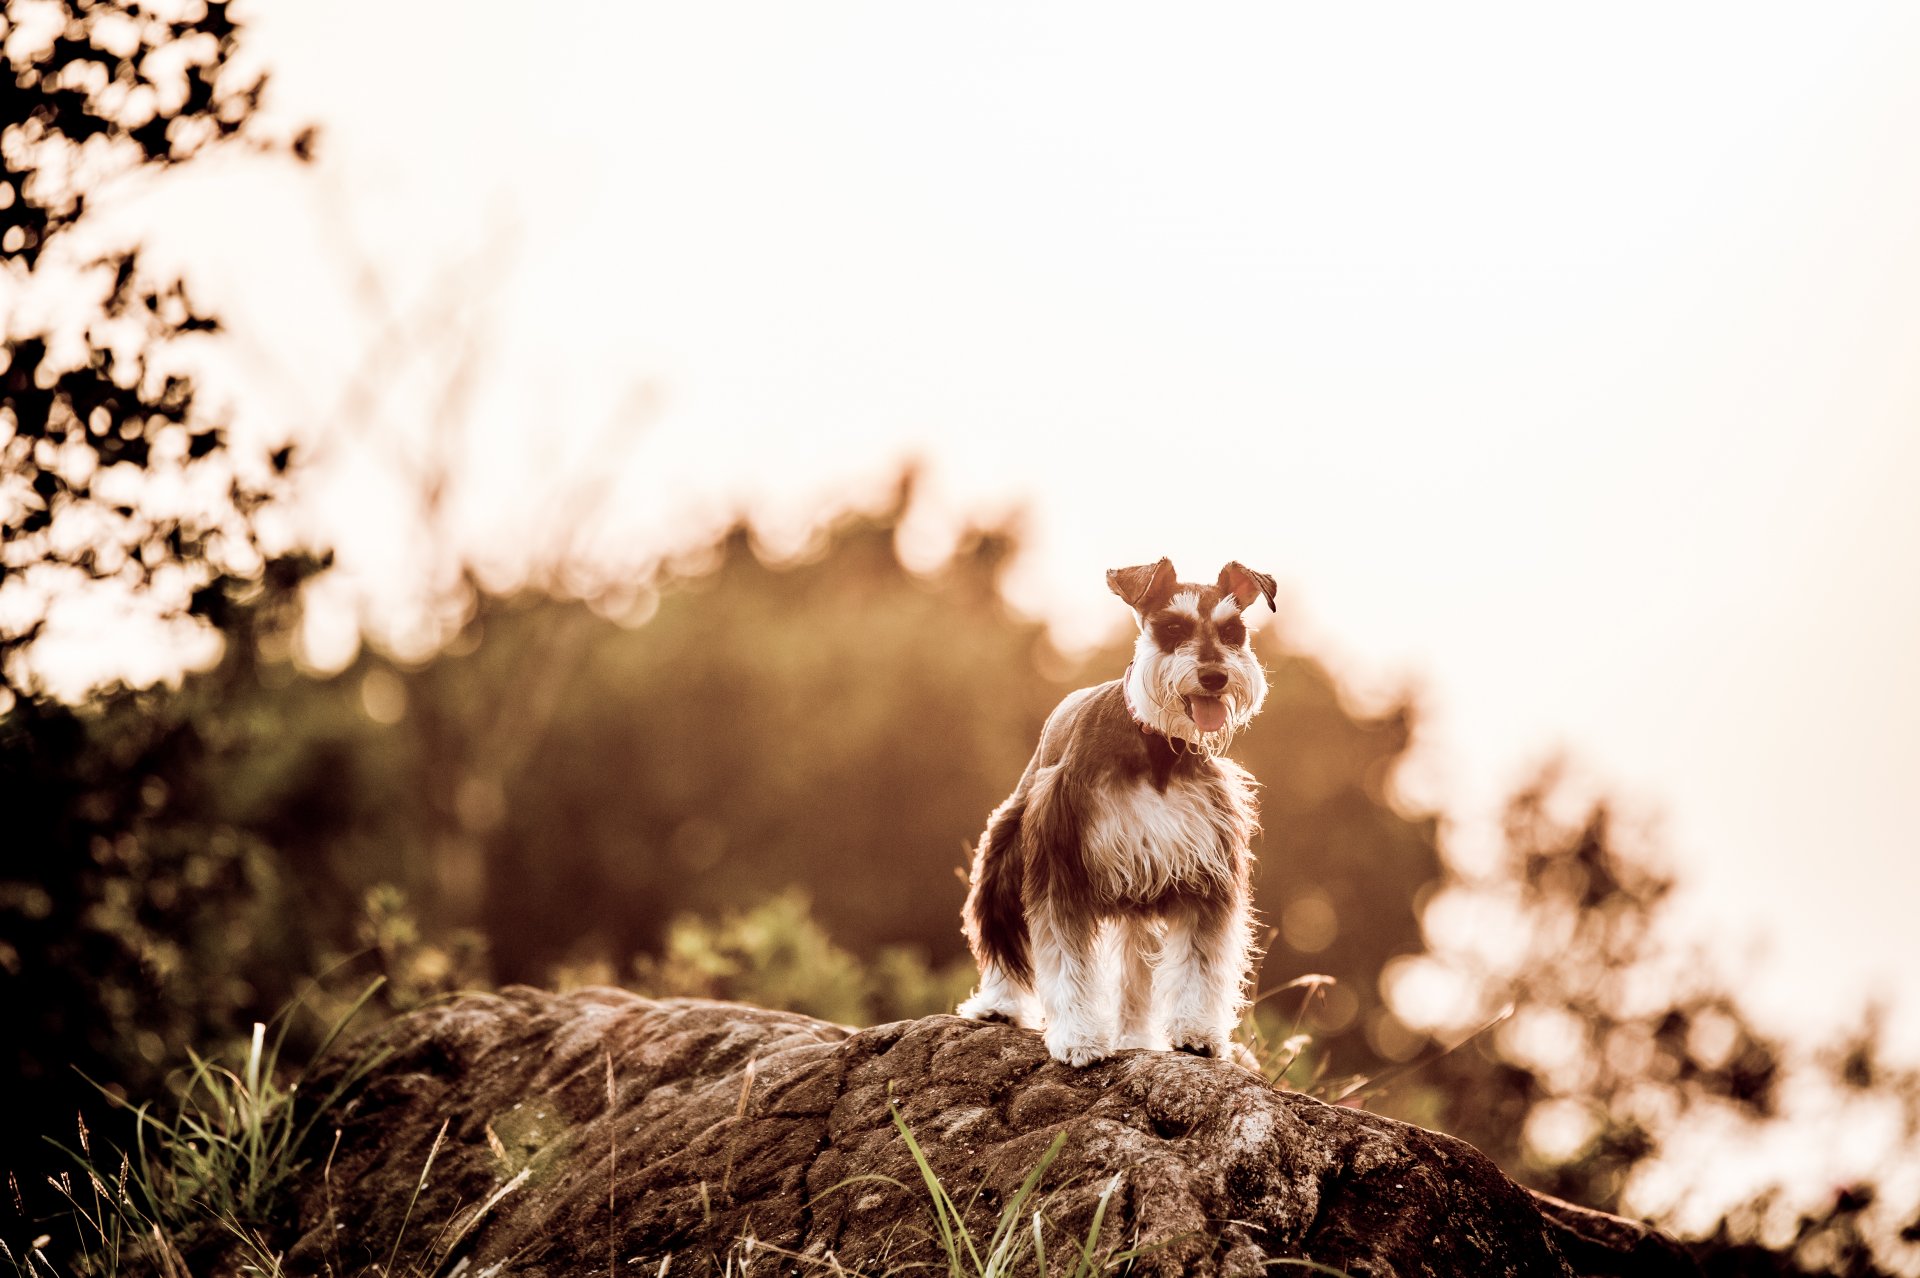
[957,558,1274,1066]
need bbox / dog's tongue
[1188,696,1228,733]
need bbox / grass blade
[889,1104,981,1277]
[1065,1173,1121,1278]
[383,1118,449,1277]
[983,1131,1063,1275]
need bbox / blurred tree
[1402,772,1780,1203]
[255,484,1444,1087]
[1229,648,1441,1073]
[1,635,308,1126]
[0,0,333,1197]
[626,887,976,1027]
[307,488,1061,979]
[1,0,313,700]
[1388,765,1920,1274]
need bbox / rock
[280,988,1696,1277]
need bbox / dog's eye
[1218,619,1246,646]
[1152,618,1193,646]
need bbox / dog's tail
[963,795,1030,986]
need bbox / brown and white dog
[957,558,1274,1066]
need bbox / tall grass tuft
[890,1105,1062,1278]
[120,980,389,1240]
[1240,973,1340,1093]
[797,1103,1150,1278]
[11,980,390,1276]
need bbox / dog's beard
[1128,640,1268,755]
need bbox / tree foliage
[1230,646,1440,1069]
[0,0,335,1201]
[234,484,1443,1085]
[0,0,314,699]
[1393,769,1920,1274]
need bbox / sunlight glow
[87,1,1920,1064]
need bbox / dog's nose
[1198,669,1228,692]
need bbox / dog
[957,558,1274,1066]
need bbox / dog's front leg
[1160,895,1254,1058]
[1114,915,1168,1051]
[1030,904,1115,1066]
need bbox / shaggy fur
[958,559,1275,1065]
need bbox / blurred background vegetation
[3,4,1917,1275]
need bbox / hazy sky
[104,4,1920,1053]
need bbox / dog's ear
[1216,562,1277,614]
[1107,558,1178,613]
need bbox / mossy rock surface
[283,989,1695,1277]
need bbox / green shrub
[629,889,976,1027]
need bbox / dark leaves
[3,1,309,702]
[2,0,289,265]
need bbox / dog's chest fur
[1081,773,1235,901]
[1020,681,1260,908]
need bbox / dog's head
[1108,558,1274,749]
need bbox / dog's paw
[1167,1013,1234,1058]
[1170,1029,1232,1059]
[956,991,1026,1024]
[1045,1026,1115,1068]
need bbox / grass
[5,977,1371,1278]
[758,1103,1353,1278]
[1238,969,1514,1111]
[888,1105,1122,1278]
[1240,973,1342,1094]
[766,1102,1152,1278]
[5,980,391,1278]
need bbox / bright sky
[106,3,1920,1058]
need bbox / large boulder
[283,988,1694,1277]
